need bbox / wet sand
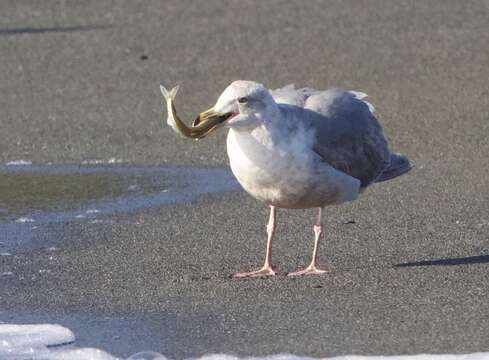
[1,1,489,358]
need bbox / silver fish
[160,85,230,139]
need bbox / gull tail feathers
[376,153,413,183]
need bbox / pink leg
[288,208,327,276]
[233,206,277,278]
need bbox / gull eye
[238,96,248,104]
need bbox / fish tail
[160,84,179,101]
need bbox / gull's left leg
[288,207,327,276]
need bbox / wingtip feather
[349,90,375,113]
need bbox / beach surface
[1,1,488,358]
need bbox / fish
[160,85,227,139]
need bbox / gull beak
[192,107,234,138]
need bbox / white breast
[226,127,360,209]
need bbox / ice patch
[0,324,74,359]
[6,160,32,166]
[15,217,35,223]
[49,348,117,360]
[0,164,240,253]
[1,323,489,360]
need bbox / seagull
[160,81,412,277]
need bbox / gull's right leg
[233,205,277,278]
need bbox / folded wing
[304,88,390,188]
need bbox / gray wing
[304,89,390,188]
[270,84,319,107]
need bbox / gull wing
[304,89,390,188]
[270,84,318,107]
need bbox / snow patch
[1,323,489,360]
[49,348,117,360]
[0,324,74,359]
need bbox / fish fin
[160,85,180,101]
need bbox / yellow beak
[191,107,233,138]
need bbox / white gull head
[213,80,279,131]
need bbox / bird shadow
[0,24,112,36]
[394,254,489,268]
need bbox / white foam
[6,160,32,166]
[1,323,489,360]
